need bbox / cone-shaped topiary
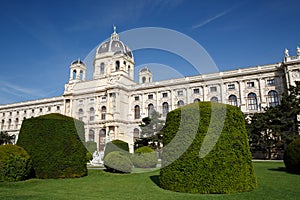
[284,137,300,174]
[17,113,87,179]
[160,102,257,194]
[104,139,129,158]
[0,144,33,182]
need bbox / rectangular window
[148,94,153,99]
[89,98,95,103]
[101,96,107,102]
[228,84,235,90]
[247,81,255,88]
[162,92,168,98]
[177,90,183,96]
[267,79,275,86]
[193,88,200,94]
[134,96,139,101]
[210,86,217,92]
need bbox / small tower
[69,59,87,83]
[139,67,152,84]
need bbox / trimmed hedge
[17,113,87,179]
[284,137,300,173]
[104,151,132,173]
[0,145,33,182]
[104,139,129,158]
[160,102,257,194]
[131,146,158,168]
[84,141,97,154]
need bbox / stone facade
[1,28,300,152]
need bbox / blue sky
[0,0,300,104]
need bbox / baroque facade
[1,28,300,152]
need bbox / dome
[97,26,133,58]
[71,58,85,66]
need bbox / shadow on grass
[268,167,300,175]
[150,175,160,187]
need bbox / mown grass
[0,162,299,200]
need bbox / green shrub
[86,152,93,162]
[284,137,300,173]
[160,102,257,194]
[104,151,132,173]
[17,113,87,179]
[104,139,129,158]
[84,141,97,154]
[0,145,33,182]
[131,146,158,168]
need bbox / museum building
[1,28,300,152]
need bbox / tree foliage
[134,110,164,150]
[0,131,15,145]
[246,81,300,159]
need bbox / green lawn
[0,162,299,200]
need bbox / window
[101,96,107,102]
[148,104,154,117]
[162,92,168,98]
[134,105,140,119]
[89,130,95,141]
[24,110,27,114]
[248,93,258,110]
[99,129,106,151]
[89,107,95,121]
[31,109,34,113]
[48,107,51,112]
[8,119,11,129]
[57,106,60,110]
[142,77,146,83]
[73,69,77,80]
[177,90,183,96]
[247,81,255,88]
[194,98,200,103]
[267,79,275,86]
[228,84,235,90]
[115,61,120,71]
[100,63,105,75]
[193,88,200,94]
[268,90,279,107]
[90,98,95,103]
[78,109,84,121]
[79,70,83,80]
[228,95,238,106]
[177,100,184,107]
[39,108,43,113]
[133,128,140,142]
[148,94,153,99]
[1,119,4,130]
[210,96,218,102]
[16,111,19,115]
[162,102,169,117]
[210,86,217,92]
[101,106,107,120]
[134,96,139,101]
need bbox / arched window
[268,90,279,107]
[142,77,146,83]
[100,63,105,75]
[194,98,201,103]
[78,108,84,121]
[101,106,107,120]
[228,95,238,106]
[89,107,95,121]
[1,119,4,130]
[8,119,11,129]
[177,100,184,107]
[162,102,169,117]
[148,104,154,117]
[115,60,120,71]
[248,93,258,110]
[99,129,106,151]
[89,130,95,141]
[133,128,140,142]
[134,105,140,119]
[210,96,218,102]
[15,118,19,129]
[80,70,83,80]
[72,69,77,79]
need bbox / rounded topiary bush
[17,113,87,179]
[131,146,158,168]
[284,137,300,173]
[104,139,129,158]
[160,102,257,194]
[0,145,33,182]
[104,151,132,173]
